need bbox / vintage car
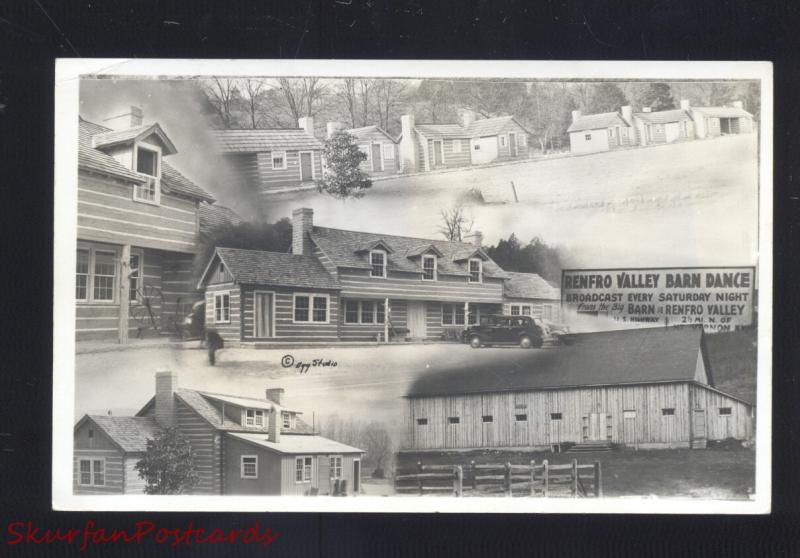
[461,314,547,349]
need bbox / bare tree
[277,77,329,121]
[362,422,393,476]
[238,78,271,128]
[204,78,239,128]
[336,78,359,127]
[374,79,407,131]
[439,205,474,242]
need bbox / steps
[566,441,615,453]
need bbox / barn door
[371,144,383,172]
[589,413,606,441]
[692,409,707,449]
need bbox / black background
[0,1,798,556]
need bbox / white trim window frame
[295,456,313,483]
[370,250,387,278]
[382,142,395,160]
[293,293,330,323]
[271,150,287,170]
[441,303,466,326]
[132,142,162,205]
[468,258,483,283]
[128,249,144,304]
[343,300,386,325]
[78,457,105,486]
[509,304,533,316]
[77,243,131,304]
[519,133,527,147]
[214,291,231,323]
[244,408,265,427]
[421,254,437,281]
[329,455,343,480]
[240,455,258,479]
[282,411,292,429]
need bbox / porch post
[464,301,470,327]
[384,298,390,344]
[118,244,131,344]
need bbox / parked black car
[461,314,546,349]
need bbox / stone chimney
[460,109,476,128]
[326,121,346,138]
[102,106,144,130]
[571,110,581,123]
[268,406,281,444]
[621,105,632,124]
[473,231,483,247]
[399,114,417,173]
[680,99,690,111]
[642,107,652,113]
[298,116,315,137]
[292,208,314,256]
[154,369,177,428]
[732,100,743,110]
[266,388,284,405]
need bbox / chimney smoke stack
[268,406,281,443]
[473,231,483,247]
[460,109,476,128]
[154,369,177,428]
[326,122,345,138]
[102,106,144,130]
[680,99,690,111]
[571,110,581,123]
[298,116,315,137]
[266,388,284,405]
[399,114,417,173]
[292,208,314,255]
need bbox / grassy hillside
[704,328,758,404]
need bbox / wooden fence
[394,459,602,498]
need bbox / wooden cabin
[632,105,695,146]
[76,109,216,341]
[502,271,561,323]
[690,102,755,139]
[567,108,636,154]
[403,326,753,451]
[326,123,399,178]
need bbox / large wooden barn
[403,326,753,451]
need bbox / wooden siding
[224,150,325,194]
[353,129,400,176]
[338,269,504,303]
[427,138,471,169]
[240,285,340,343]
[279,453,361,496]
[124,455,147,494]
[404,382,754,451]
[494,125,531,161]
[339,299,408,342]
[175,398,222,494]
[205,284,241,344]
[73,449,124,494]
[78,171,199,253]
[689,384,753,440]
[502,299,561,322]
[222,436,283,495]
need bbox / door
[371,144,383,172]
[588,413,606,441]
[509,132,517,156]
[406,302,427,338]
[352,460,361,494]
[300,152,313,181]
[254,292,273,338]
[433,141,443,166]
[622,410,637,444]
[693,409,707,440]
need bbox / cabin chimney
[266,388,284,405]
[102,105,144,130]
[298,116,315,137]
[680,99,690,111]
[642,107,652,113]
[399,114,417,173]
[292,208,314,256]
[154,369,177,428]
[326,121,345,138]
[571,110,581,123]
[473,231,483,247]
[732,100,743,110]
[621,105,632,123]
[268,406,281,443]
[460,109,476,128]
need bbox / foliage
[135,427,199,495]
[588,83,629,113]
[316,131,372,199]
[485,233,567,283]
[636,82,676,111]
[438,205,473,242]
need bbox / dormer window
[370,250,386,278]
[133,145,161,204]
[468,258,483,283]
[282,412,291,429]
[422,255,437,281]
[245,408,264,427]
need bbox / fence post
[505,462,512,497]
[543,459,549,498]
[510,181,519,203]
[417,461,423,496]
[594,461,602,498]
[571,458,578,498]
[529,460,536,497]
[470,460,477,491]
[454,465,463,497]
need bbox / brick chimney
[473,231,483,247]
[399,114,417,173]
[621,105,632,124]
[680,99,690,111]
[292,208,314,255]
[326,121,345,138]
[298,116,315,137]
[266,388,284,405]
[268,406,281,444]
[460,109,476,128]
[154,369,177,428]
[571,110,581,123]
[102,106,144,130]
[732,100,743,110]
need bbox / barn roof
[691,106,754,119]
[200,247,339,290]
[310,226,508,279]
[567,111,629,132]
[503,272,560,301]
[406,326,714,398]
[79,415,163,453]
[199,203,244,236]
[415,115,529,140]
[78,118,215,202]
[210,128,324,153]
[229,432,364,455]
[634,109,693,124]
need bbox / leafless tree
[336,78,359,127]
[204,78,239,128]
[362,422,393,474]
[278,77,329,121]
[238,78,271,128]
[374,79,407,131]
[439,205,474,242]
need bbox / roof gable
[354,239,395,254]
[76,414,163,453]
[414,115,530,140]
[567,112,628,133]
[92,123,178,155]
[346,125,397,143]
[634,109,693,124]
[405,244,445,258]
[504,271,560,300]
[211,128,324,153]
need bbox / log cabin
[567,107,636,154]
[632,103,695,146]
[74,371,363,495]
[690,101,755,138]
[76,108,217,341]
[402,326,753,451]
[326,122,400,177]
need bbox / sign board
[561,266,756,332]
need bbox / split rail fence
[394,459,602,498]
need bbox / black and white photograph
[52,59,772,513]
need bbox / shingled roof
[567,111,630,133]
[211,129,324,153]
[405,326,745,400]
[346,125,397,142]
[91,123,177,155]
[230,432,364,455]
[79,415,163,453]
[199,203,244,236]
[78,118,215,202]
[414,115,529,140]
[201,247,339,290]
[634,109,693,124]
[504,271,560,300]
[310,226,508,279]
[691,106,754,119]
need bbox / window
[345,300,359,323]
[245,409,264,427]
[422,255,437,281]
[609,128,615,138]
[370,251,386,277]
[218,262,225,276]
[441,304,467,326]
[271,151,287,170]
[519,134,526,147]
[467,303,480,325]
[452,139,462,153]
[482,415,493,423]
[382,144,394,159]
[719,407,732,416]
[76,248,89,300]
[134,146,160,203]
[662,408,675,416]
[93,250,117,301]
[623,410,637,419]
[78,458,105,486]
[510,305,520,316]
[585,134,592,141]
[344,300,385,324]
[468,259,482,283]
[361,301,374,324]
[473,142,481,151]
[129,252,141,302]
[295,456,312,483]
[500,135,507,147]
[376,301,385,324]
[550,413,562,421]
[416,418,428,426]
[515,414,528,422]
[448,417,460,424]
[515,403,527,410]
[294,294,328,323]
[282,412,291,429]
[510,304,533,316]
[329,456,343,479]
[214,293,230,323]
[241,456,258,479]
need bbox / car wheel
[532,336,544,348]
[469,335,482,349]
[519,335,532,349]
